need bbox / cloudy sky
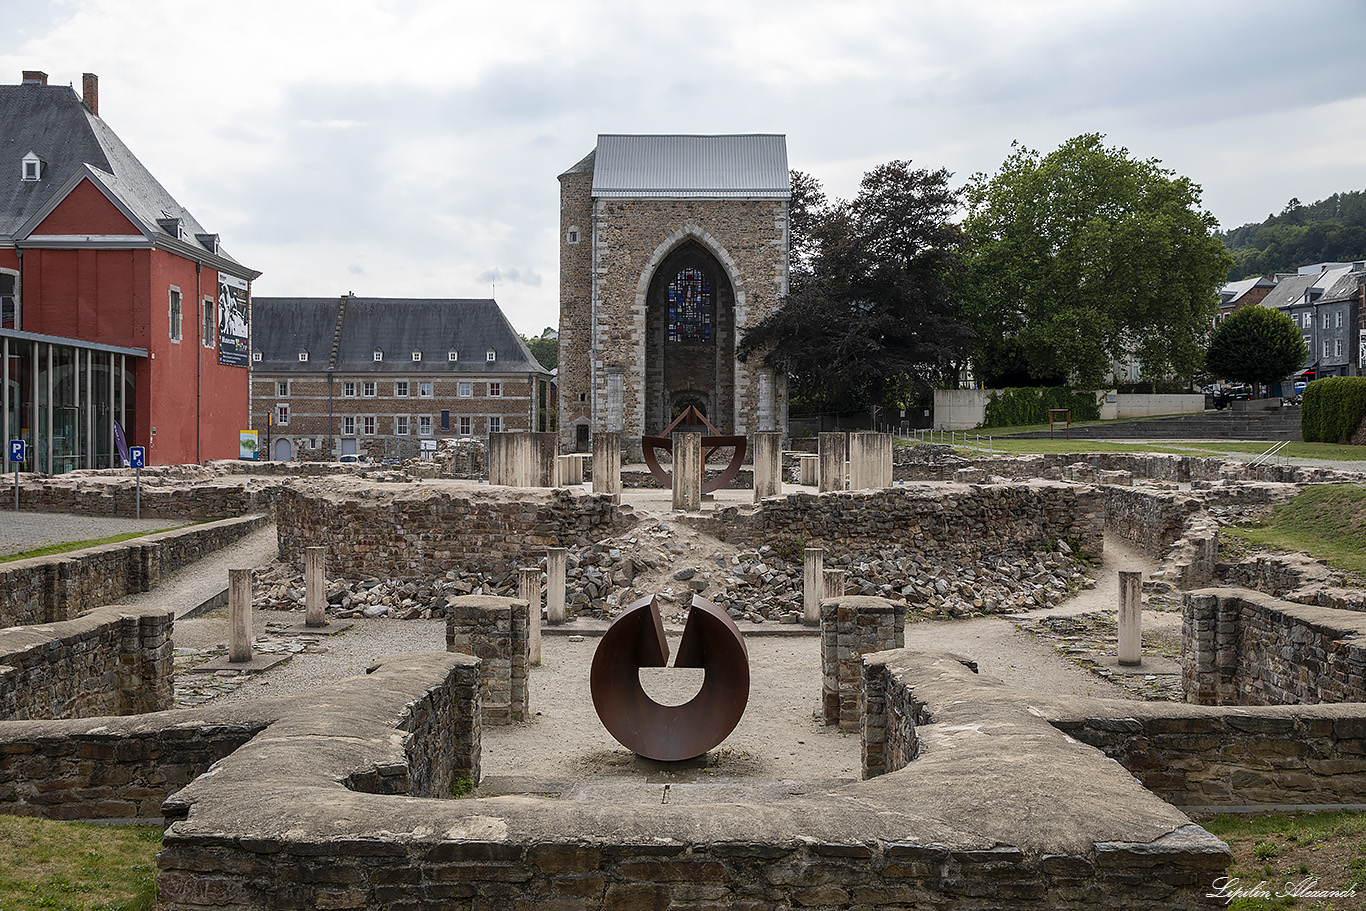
[6,0,1364,335]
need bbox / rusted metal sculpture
[590,593,750,761]
[641,406,747,494]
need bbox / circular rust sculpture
[590,594,750,761]
[641,406,747,494]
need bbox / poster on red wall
[217,274,250,367]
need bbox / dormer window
[412,350,422,362]
[448,350,458,362]
[373,349,383,362]
[196,233,220,255]
[486,349,496,362]
[21,152,42,181]
[252,350,262,362]
[298,350,309,362]
[157,217,184,239]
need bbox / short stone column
[592,431,621,502]
[672,431,702,512]
[818,432,846,492]
[1119,570,1142,666]
[799,454,819,486]
[752,431,783,502]
[519,567,543,666]
[487,431,520,486]
[820,596,905,732]
[848,432,893,491]
[546,547,567,624]
[527,432,559,488]
[446,594,529,724]
[557,454,585,486]
[823,568,846,602]
[305,546,327,628]
[803,547,825,625]
[228,568,253,663]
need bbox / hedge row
[984,387,1101,428]
[1302,377,1366,444]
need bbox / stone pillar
[799,454,819,486]
[527,432,559,488]
[557,454,584,486]
[820,596,905,731]
[546,547,567,625]
[1119,570,1142,666]
[818,432,846,493]
[849,432,893,491]
[305,546,327,628]
[672,431,702,512]
[752,431,782,502]
[592,431,621,503]
[520,567,543,666]
[803,547,824,626]
[823,568,846,602]
[228,568,253,663]
[487,432,518,486]
[446,595,529,724]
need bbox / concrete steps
[999,407,1302,441]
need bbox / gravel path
[0,511,185,557]
[110,524,281,619]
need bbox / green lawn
[1201,810,1366,910]
[899,436,1364,462]
[0,816,160,911]
[1222,485,1366,575]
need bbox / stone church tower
[557,134,790,455]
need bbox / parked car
[338,453,361,464]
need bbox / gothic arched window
[666,268,712,343]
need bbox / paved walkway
[108,523,280,619]
[0,512,185,558]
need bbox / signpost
[8,439,24,510]
[129,446,145,519]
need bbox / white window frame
[168,286,183,342]
[448,350,458,362]
[362,381,377,398]
[362,415,377,435]
[202,297,215,349]
[488,415,502,433]
[298,351,309,362]
[1337,311,1344,328]
[458,382,472,397]
[489,381,502,397]
[420,382,433,398]
[373,349,384,362]
[252,351,262,362]
[395,381,409,397]
[412,350,422,362]
[21,152,41,181]
[459,415,471,436]
[343,381,357,397]
[1335,338,1343,357]
[396,415,409,435]
[277,381,289,397]
[1324,340,1331,360]
[419,415,432,436]
[275,403,290,426]
[486,350,496,362]
[342,416,356,436]
[1323,312,1331,330]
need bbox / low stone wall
[822,596,904,732]
[700,482,1104,562]
[153,647,1230,911]
[0,514,270,627]
[275,481,634,579]
[0,605,173,721]
[14,476,280,519]
[1184,588,1366,705]
[1101,486,1201,558]
[895,450,1365,486]
[1219,552,1366,613]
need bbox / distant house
[1215,276,1276,325]
[0,70,260,471]
[249,295,552,461]
[1257,263,1365,381]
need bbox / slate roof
[251,297,550,376]
[589,134,790,199]
[1219,276,1274,306]
[1258,274,1318,310]
[1317,267,1366,304]
[0,79,256,277]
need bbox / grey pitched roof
[0,80,256,276]
[1318,267,1366,304]
[1258,274,1318,310]
[590,134,790,199]
[1219,276,1273,305]
[251,297,551,376]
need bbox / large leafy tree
[962,134,1232,389]
[1205,306,1308,392]
[739,162,974,413]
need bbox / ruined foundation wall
[13,479,279,519]
[1184,588,1366,706]
[894,450,1364,485]
[0,605,173,721]
[0,514,270,627]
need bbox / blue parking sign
[8,440,23,463]
[129,446,145,469]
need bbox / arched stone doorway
[644,241,736,434]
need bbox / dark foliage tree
[1219,190,1366,279]
[1205,306,1308,392]
[962,134,1232,389]
[521,333,557,371]
[738,163,974,414]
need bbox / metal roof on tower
[590,134,790,199]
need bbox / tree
[738,163,974,414]
[521,332,557,371]
[1205,306,1308,392]
[962,134,1233,389]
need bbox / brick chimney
[22,70,48,86]
[82,73,98,115]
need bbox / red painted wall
[33,179,140,236]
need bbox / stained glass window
[667,268,712,343]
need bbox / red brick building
[1,70,260,471]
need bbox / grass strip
[0,816,160,911]
[0,525,192,564]
[1222,485,1366,575]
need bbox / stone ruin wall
[0,514,270,627]
[274,483,635,579]
[0,605,173,722]
[1184,588,1366,707]
[701,483,1105,563]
